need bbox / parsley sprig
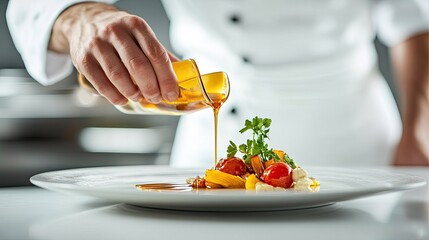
[227,117,296,169]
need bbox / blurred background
[0,0,397,187]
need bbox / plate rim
[30,165,427,194]
[29,165,428,211]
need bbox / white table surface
[0,167,428,240]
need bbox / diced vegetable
[191,176,206,188]
[310,177,320,187]
[245,174,262,190]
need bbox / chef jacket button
[229,14,241,24]
[242,56,250,63]
[230,107,238,115]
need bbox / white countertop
[0,167,428,240]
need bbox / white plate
[30,165,426,211]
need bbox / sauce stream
[136,93,227,191]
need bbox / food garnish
[190,116,320,192]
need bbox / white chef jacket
[7,0,429,168]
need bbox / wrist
[402,110,429,147]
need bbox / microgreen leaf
[283,153,297,169]
[227,141,237,157]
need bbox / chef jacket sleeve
[6,0,117,86]
[373,0,429,47]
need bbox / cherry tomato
[262,162,293,188]
[215,157,247,176]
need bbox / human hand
[50,2,179,105]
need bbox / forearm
[391,33,429,138]
[49,2,119,54]
[390,32,429,166]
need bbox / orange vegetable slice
[250,155,264,178]
[205,169,245,188]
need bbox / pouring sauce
[136,92,228,191]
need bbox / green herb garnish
[227,116,295,168]
[283,153,297,169]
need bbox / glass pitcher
[78,59,230,115]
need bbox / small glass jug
[78,59,230,115]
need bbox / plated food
[187,117,320,192]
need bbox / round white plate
[30,165,426,211]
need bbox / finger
[78,54,127,105]
[126,17,179,101]
[91,39,143,102]
[109,30,162,103]
[150,48,179,102]
[168,51,181,62]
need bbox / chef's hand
[49,2,179,105]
